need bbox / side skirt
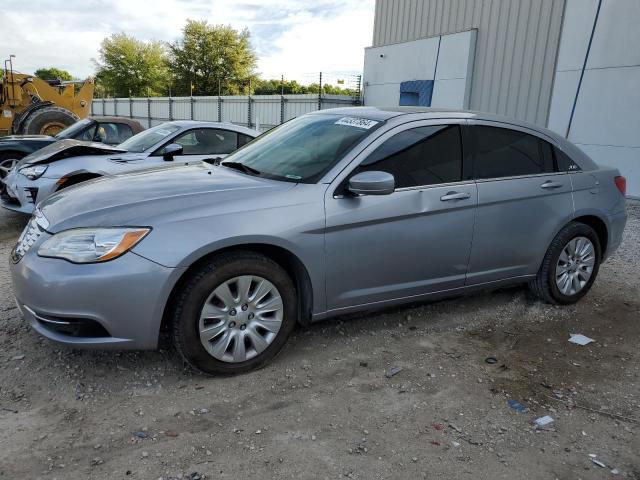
[310,274,535,322]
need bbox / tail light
[614,176,626,196]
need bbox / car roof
[89,116,145,133]
[312,106,569,146]
[154,120,259,136]
[310,106,536,124]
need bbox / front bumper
[10,239,184,349]
[1,171,59,215]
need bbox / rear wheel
[0,152,23,180]
[529,222,601,304]
[171,252,297,375]
[21,106,79,136]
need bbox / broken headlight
[19,165,48,180]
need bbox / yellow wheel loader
[1,60,94,137]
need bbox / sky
[3,0,375,86]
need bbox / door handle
[440,191,471,201]
[540,180,563,189]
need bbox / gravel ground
[0,202,638,479]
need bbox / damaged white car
[1,121,258,214]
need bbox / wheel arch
[534,211,610,276]
[159,242,314,341]
[55,171,103,191]
[572,214,608,257]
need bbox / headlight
[19,165,48,180]
[38,227,150,263]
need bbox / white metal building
[364,0,640,197]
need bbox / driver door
[324,121,477,311]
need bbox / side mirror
[163,143,183,161]
[348,171,395,196]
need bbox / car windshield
[54,118,94,139]
[117,123,181,153]
[222,114,382,183]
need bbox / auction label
[334,117,379,129]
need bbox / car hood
[39,163,295,232]
[17,139,126,167]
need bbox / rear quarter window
[555,147,581,172]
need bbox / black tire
[171,251,298,375]
[21,106,79,135]
[529,222,601,304]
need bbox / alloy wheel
[555,236,595,296]
[0,158,17,180]
[198,275,284,363]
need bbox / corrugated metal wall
[92,94,358,132]
[372,0,566,125]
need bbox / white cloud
[2,0,374,85]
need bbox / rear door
[324,121,477,311]
[464,122,574,284]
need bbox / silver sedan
[10,107,627,375]
[1,121,259,214]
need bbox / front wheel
[0,153,22,180]
[529,222,601,304]
[171,252,297,375]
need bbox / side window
[76,124,97,142]
[238,133,254,148]
[356,125,463,188]
[96,123,134,144]
[172,128,239,155]
[469,126,555,179]
[555,147,581,172]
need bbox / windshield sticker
[285,174,302,180]
[334,117,379,129]
[154,129,173,136]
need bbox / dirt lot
[0,203,638,480]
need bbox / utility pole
[318,71,322,111]
[280,74,285,124]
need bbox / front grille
[11,208,49,263]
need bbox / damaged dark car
[0,116,144,180]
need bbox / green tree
[305,83,358,96]
[253,79,311,95]
[94,33,169,97]
[34,67,73,81]
[169,20,257,96]
[253,80,357,96]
